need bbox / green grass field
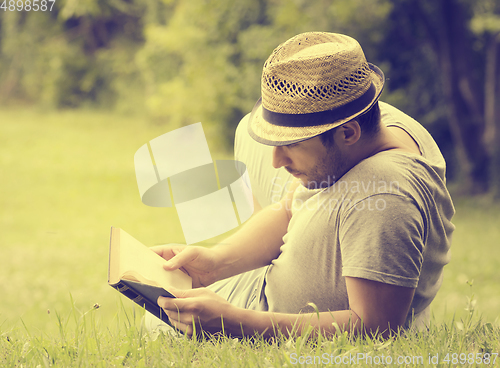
[1,108,499,366]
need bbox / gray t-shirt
[228,102,454,328]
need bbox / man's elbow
[351,308,407,338]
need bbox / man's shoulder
[337,154,410,199]
[379,102,422,130]
[378,101,446,176]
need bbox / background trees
[379,0,500,194]
[0,0,498,194]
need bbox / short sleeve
[340,194,426,288]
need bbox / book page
[118,229,192,292]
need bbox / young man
[153,32,455,338]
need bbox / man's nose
[272,146,292,169]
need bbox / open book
[108,227,192,327]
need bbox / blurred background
[1,0,499,334]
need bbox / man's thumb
[163,248,194,270]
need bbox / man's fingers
[157,295,185,311]
[166,310,199,327]
[150,244,186,259]
[167,287,207,298]
[157,293,193,309]
[163,247,197,271]
[159,296,200,330]
[149,245,164,256]
[148,244,194,271]
[167,317,192,337]
[157,294,202,317]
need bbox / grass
[432,196,500,324]
[0,107,228,336]
[2,298,499,367]
[1,107,500,366]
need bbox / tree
[0,0,147,108]
[380,0,500,194]
[1,0,498,194]
[470,0,500,195]
[136,0,392,148]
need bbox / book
[108,227,192,328]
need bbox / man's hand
[151,245,220,288]
[157,287,237,337]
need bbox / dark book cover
[110,279,181,332]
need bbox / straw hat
[248,32,385,146]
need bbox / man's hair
[319,102,381,147]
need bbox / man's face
[272,136,350,189]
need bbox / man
[153,32,455,338]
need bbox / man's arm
[153,179,300,286]
[234,276,415,338]
[158,276,415,339]
[209,181,297,281]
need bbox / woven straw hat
[248,32,385,146]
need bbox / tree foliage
[0,0,498,193]
[376,0,500,194]
[0,0,145,108]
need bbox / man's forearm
[211,200,290,281]
[226,308,362,339]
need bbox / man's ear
[338,120,362,146]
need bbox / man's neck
[355,124,421,161]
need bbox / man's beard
[293,143,350,190]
